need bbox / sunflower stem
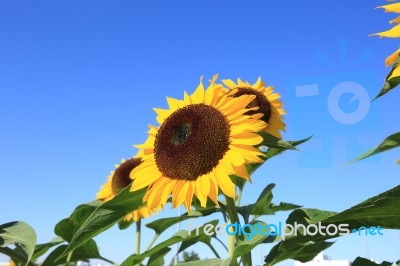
[225,195,252,266]
[135,219,141,266]
[236,186,244,206]
[146,233,160,251]
[66,251,73,265]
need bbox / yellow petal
[214,167,235,198]
[184,182,194,213]
[208,173,219,205]
[370,24,400,38]
[130,160,162,191]
[231,132,263,145]
[191,77,205,104]
[386,48,400,67]
[222,79,237,89]
[388,65,400,80]
[390,16,400,24]
[377,3,400,14]
[195,175,210,207]
[232,164,251,182]
[172,181,190,208]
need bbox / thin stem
[135,219,141,266]
[99,256,117,265]
[135,219,141,255]
[209,244,221,258]
[214,236,228,251]
[236,185,244,206]
[225,195,252,266]
[146,233,160,251]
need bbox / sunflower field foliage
[2,2,400,266]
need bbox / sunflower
[221,77,286,139]
[96,157,154,222]
[130,76,267,212]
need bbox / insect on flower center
[233,87,272,123]
[171,123,192,145]
[111,158,142,194]
[154,104,230,181]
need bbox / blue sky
[1,1,400,265]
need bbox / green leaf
[177,259,225,266]
[250,183,275,215]
[147,247,171,266]
[0,221,37,266]
[32,237,64,261]
[375,55,400,100]
[146,211,203,235]
[231,221,280,260]
[0,247,35,266]
[121,220,219,266]
[245,136,311,177]
[56,185,146,259]
[349,132,400,163]
[118,219,134,230]
[265,185,400,265]
[263,136,312,161]
[259,132,298,150]
[269,202,302,214]
[41,239,101,266]
[264,241,334,265]
[352,257,392,266]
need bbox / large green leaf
[250,184,275,215]
[41,239,102,266]
[265,185,400,265]
[55,185,146,259]
[147,247,171,266]
[146,210,207,235]
[0,221,37,265]
[121,220,219,266]
[231,221,280,261]
[352,257,392,266]
[32,237,64,261]
[264,241,334,266]
[349,132,400,163]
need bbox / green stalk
[135,219,142,266]
[146,233,160,251]
[225,195,252,266]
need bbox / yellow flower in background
[130,76,266,212]
[9,261,16,266]
[222,77,286,139]
[96,157,155,222]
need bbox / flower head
[130,76,266,212]
[222,77,286,139]
[96,157,155,222]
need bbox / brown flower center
[233,87,272,123]
[111,158,142,194]
[154,104,230,181]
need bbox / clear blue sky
[1,1,400,265]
